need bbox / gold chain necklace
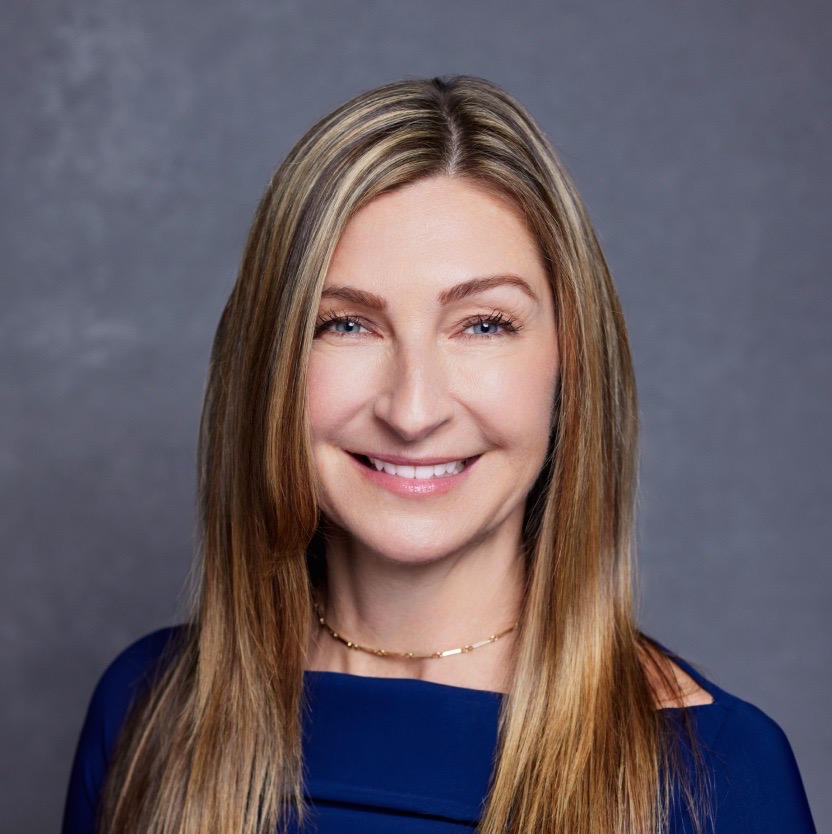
[313,599,518,660]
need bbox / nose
[373,340,454,442]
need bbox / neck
[306,523,525,693]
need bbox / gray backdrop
[2,1,829,831]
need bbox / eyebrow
[320,286,387,310]
[320,274,539,310]
[437,274,540,305]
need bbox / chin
[322,514,483,567]
[371,539,463,567]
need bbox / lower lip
[350,454,479,496]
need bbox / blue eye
[315,314,371,336]
[462,314,520,336]
[465,320,502,336]
[332,318,365,333]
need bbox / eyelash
[459,311,522,337]
[313,311,522,338]
[314,311,373,336]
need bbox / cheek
[467,347,559,454]
[306,352,355,442]
[307,349,387,448]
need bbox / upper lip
[351,452,477,466]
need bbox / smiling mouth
[353,454,472,479]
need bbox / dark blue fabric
[62,628,816,833]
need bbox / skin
[303,173,712,705]
[305,175,559,692]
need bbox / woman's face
[307,175,559,565]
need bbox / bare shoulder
[639,641,714,709]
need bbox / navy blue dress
[62,628,816,833]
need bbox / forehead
[324,176,549,297]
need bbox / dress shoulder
[62,627,185,834]
[664,652,817,833]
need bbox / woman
[63,76,816,834]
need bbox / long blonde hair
[101,75,705,834]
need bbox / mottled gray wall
[2,1,829,830]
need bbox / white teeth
[367,456,468,479]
